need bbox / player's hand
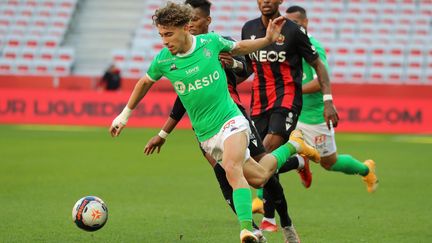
[109,107,132,137]
[219,52,234,68]
[109,122,125,137]
[265,16,286,42]
[144,135,166,155]
[323,101,339,129]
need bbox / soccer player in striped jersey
[242,0,338,235]
[253,5,379,233]
[109,2,319,242]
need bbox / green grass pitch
[0,125,431,242]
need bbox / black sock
[213,163,235,212]
[263,189,276,218]
[278,156,299,174]
[263,175,292,227]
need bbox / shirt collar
[176,35,196,57]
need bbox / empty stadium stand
[0,0,431,84]
[0,0,77,76]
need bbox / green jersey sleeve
[309,36,329,77]
[299,36,329,125]
[146,51,164,81]
[207,32,236,52]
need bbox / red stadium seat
[52,60,71,76]
[3,47,20,60]
[34,60,52,75]
[5,35,22,47]
[56,48,74,62]
[39,48,56,60]
[0,59,15,74]
[24,36,41,48]
[21,48,37,60]
[16,61,33,74]
[42,36,60,48]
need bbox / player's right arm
[109,75,154,137]
[144,97,186,155]
[231,16,286,56]
[110,51,164,137]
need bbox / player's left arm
[144,96,186,155]
[302,78,320,94]
[295,27,338,128]
[230,16,286,56]
[308,57,339,129]
[303,41,329,94]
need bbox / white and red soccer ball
[72,196,108,231]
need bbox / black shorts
[197,106,266,160]
[252,107,300,142]
[239,106,266,158]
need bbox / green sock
[256,188,263,200]
[271,142,297,170]
[233,188,253,231]
[330,154,369,176]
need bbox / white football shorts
[200,115,251,162]
[296,121,337,157]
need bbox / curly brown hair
[152,2,193,27]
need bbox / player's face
[286,12,308,29]
[157,24,190,55]
[257,0,282,17]
[189,8,211,35]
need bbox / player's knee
[320,162,333,170]
[250,175,267,188]
[249,180,265,189]
[223,159,242,176]
[320,156,337,170]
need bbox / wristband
[158,130,169,139]
[121,106,132,117]
[112,106,132,127]
[231,60,239,69]
[323,94,333,102]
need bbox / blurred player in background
[242,0,338,235]
[253,4,380,231]
[284,5,378,193]
[109,2,319,242]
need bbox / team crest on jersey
[203,48,212,58]
[276,34,285,46]
[250,35,256,40]
[170,63,177,71]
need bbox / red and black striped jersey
[242,17,318,116]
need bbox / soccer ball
[72,196,108,231]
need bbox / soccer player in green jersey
[283,5,378,193]
[109,2,319,242]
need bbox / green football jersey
[298,35,329,124]
[146,33,241,141]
